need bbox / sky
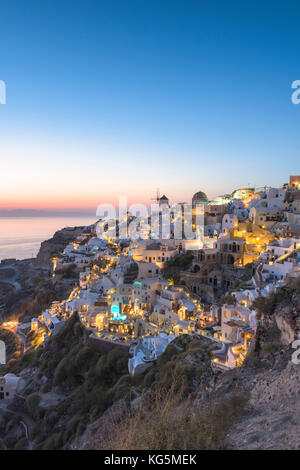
[0,0,300,213]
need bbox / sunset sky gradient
[1,1,300,213]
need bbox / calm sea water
[0,216,97,261]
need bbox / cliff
[34,227,83,269]
[223,277,300,449]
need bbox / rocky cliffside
[223,278,300,449]
[254,278,300,345]
[225,351,300,449]
[34,227,83,269]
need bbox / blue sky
[0,0,299,210]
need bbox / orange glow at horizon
[0,194,152,211]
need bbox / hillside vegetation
[1,278,300,450]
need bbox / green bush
[157,343,179,366]
[220,294,236,305]
[14,437,28,450]
[53,357,70,385]
[253,287,292,317]
[42,432,62,450]
[22,351,37,365]
[262,341,282,354]
[30,422,43,441]
[253,295,276,316]
[95,349,128,386]
[165,254,193,269]
[26,393,41,412]
[74,345,95,370]
[65,415,81,437]
[41,383,51,393]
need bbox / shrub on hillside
[253,287,292,317]
[262,341,282,354]
[98,378,249,450]
[26,393,41,412]
[220,294,236,305]
[53,357,70,385]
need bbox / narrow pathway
[20,420,33,450]
[0,401,34,450]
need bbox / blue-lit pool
[111,305,127,321]
[112,312,127,321]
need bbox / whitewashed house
[0,374,24,401]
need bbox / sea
[0,216,97,261]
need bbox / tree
[220,294,236,305]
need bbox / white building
[221,214,238,233]
[132,241,178,267]
[221,304,257,342]
[261,260,295,281]
[264,187,285,209]
[266,238,299,260]
[249,207,282,228]
[0,374,24,401]
[128,333,175,375]
[38,311,63,334]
